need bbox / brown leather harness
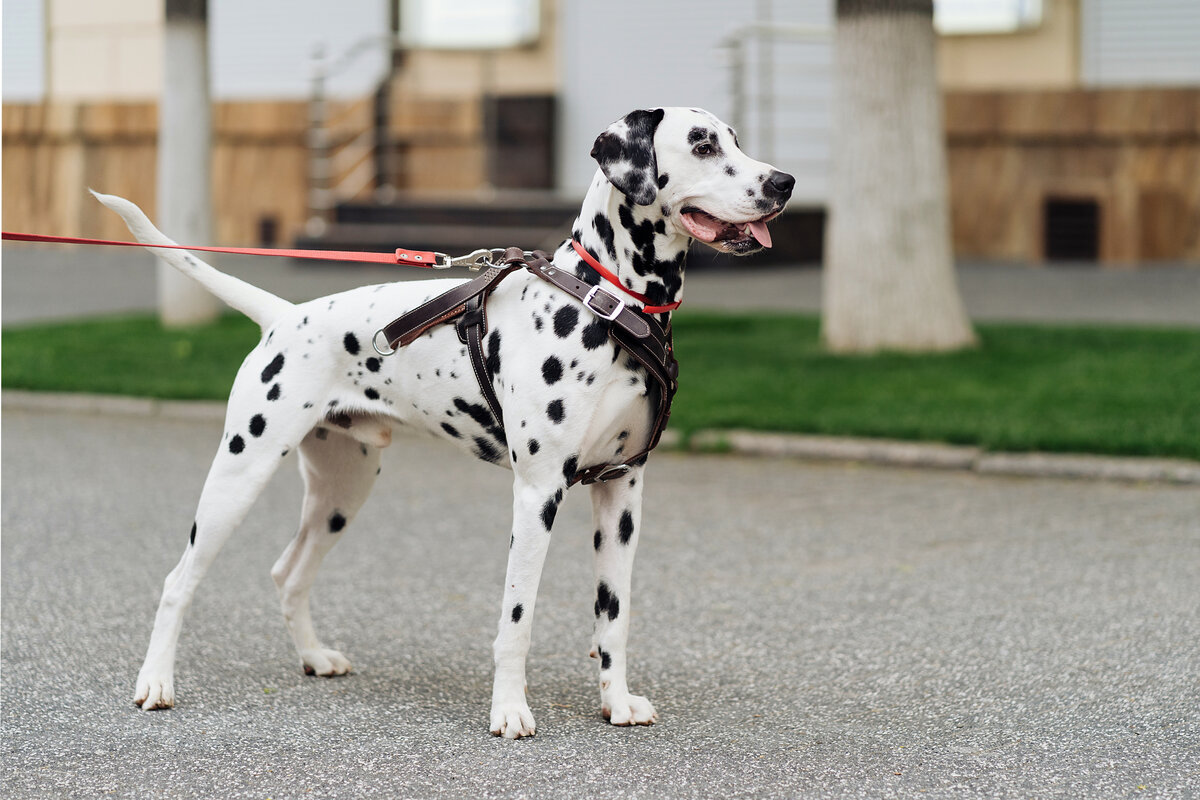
[373,248,679,486]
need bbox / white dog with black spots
[96,106,794,739]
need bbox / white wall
[0,0,389,102]
[1080,0,1200,86]
[210,0,389,99]
[557,0,833,201]
[3,0,47,101]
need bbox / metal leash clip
[435,249,510,271]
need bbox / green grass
[4,312,1198,460]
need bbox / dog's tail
[90,190,293,329]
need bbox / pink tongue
[747,220,773,248]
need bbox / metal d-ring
[372,328,397,356]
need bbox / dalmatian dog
[96,106,793,739]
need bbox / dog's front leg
[489,475,565,739]
[589,468,657,726]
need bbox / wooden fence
[944,87,1200,263]
[5,88,1200,262]
[2,96,485,246]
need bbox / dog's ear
[591,108,665,206]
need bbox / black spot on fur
[619,510,635,545]
[249,414,267,437]
[343,333,360,355]
[261,353,285,383]
[315,428,329,440]
[595,582,619,621]
[563,456,578,482]
[485,330,502,380]
[547,399,565,424]
[473,436,503,463]
[511,604,524,624]
[553,306,580,338]
[442,422,461,438]
[328,412,352,429]
[594,529,602,550]
[329,512,347,533]
[724,164,737,176]
[528,439,540,455]
[454,397,495,428]
[365,387,380,400]
[657,173,669,188]
[541,497,559,531]
[267,383,281,401]
[190,522,197,546]
[229,435,245,454]
[599,648,612,670]
[592,213,618,260]
[365,357,381,372]
[581,318,610,350]
[542,356,563,385]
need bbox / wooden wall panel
[945,88,1200,263]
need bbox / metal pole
[157,0,220,326]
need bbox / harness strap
[522,251,678,485]
[374,248,526,427]
[374,248,678,486]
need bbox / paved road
[3,243,1199,326]
[3,407,1197,799]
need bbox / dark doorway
[1044,198,1100,261]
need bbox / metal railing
[721,23,833,202]
[305,37,398,237]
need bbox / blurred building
[3,0,1199,264]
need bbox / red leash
[1,230,442,268]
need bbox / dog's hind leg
[588,468,657,726]
[270,429,382,677]
[135,362,320,710]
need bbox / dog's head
[591,107,794,255]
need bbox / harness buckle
[584,285,625,322]
[594,464,632,483]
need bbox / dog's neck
[558,170,689,317]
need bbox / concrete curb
[689,429,1200,486]
[2,390,226,422]
[5,391,1199,485]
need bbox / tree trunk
[157,0,220,327]
[822,0,976,352]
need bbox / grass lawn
[3,311,1198,460]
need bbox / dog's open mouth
[680,207,779,253]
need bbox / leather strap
[522,251,678,485]
[375,248,678,486]
[375,249,524,427]
[376,251,524,351]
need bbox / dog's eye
[693,142,713,156]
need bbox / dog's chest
[302,274,656,472]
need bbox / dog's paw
[490,701,537,739]
[601,693,657,727]
[134,675,175,710]
[299,648,352,677]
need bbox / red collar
[570,239,682,314]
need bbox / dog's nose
[764,170,795,199]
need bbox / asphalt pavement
[3,407,1198,799]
